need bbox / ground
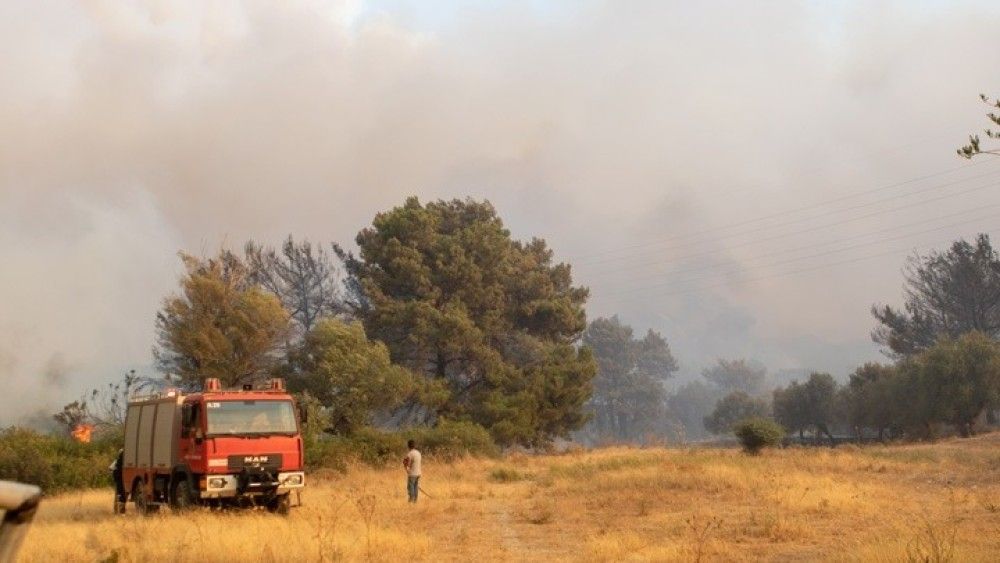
[17,433,1000,562]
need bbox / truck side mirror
[194,428,204,444]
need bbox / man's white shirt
[406,449,422,476]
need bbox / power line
[576,175,1000,277]
[588,203,1000,287]
[602,227,999,305]
[570,159,1000,264]
[543,132,966,244]
[598,208,1000,297]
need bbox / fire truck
[122,377,305,515]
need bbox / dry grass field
[16,433,1000,562]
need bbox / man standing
[109,448,126,514]
[402,439,422,503]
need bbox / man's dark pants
[407,475,420,503]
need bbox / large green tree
[154,252,289,387]
[900,331,1000,437]
[289,319,439,434]
[338,197,595,446]
[872,235,1000,357]
[773,373,839,443]
[583,316,678,441]
[842,362,899,441]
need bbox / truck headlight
[285,474,303,486]
[208,477,227,489]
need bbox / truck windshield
[205,400,297,436]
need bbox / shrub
[306,420,498,471]
[407,420,498,460]
[489,467,530,483]
[733,418,785,455]
[0,426,120,493]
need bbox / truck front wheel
[266,494,290,515]
[170,478,197,511]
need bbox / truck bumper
[200,472,305,499]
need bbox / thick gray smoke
[2,0,1000,422]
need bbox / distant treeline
[697,235,1000,443]
[44,197,1000,454]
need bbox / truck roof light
[269,378,285,391]
[204,378,222,392]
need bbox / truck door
[179,401,203,471]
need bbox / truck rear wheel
[266,494,290,515]
[132,480,159,515]
[170,478,197,511]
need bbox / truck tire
[266,494,291,516]
[132,480,159,515]
[170,478,196,511]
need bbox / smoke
[2,0,1000,422]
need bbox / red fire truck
[122,377,305,515]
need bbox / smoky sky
[3,0,1000,423]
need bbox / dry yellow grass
[17,433,1000,562]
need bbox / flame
[71,424,93,443]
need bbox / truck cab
[123,378,305,514]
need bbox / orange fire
[71,424,94,443]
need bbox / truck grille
[227,454,282,471]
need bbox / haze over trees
[702,359,768,396]
[667,381,725,441]
[245,236,343,335]
[582,316,678,442]
[703,391,770,435]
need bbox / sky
[2,0,1000,423]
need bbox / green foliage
[839,332,1000,440]
[872,235,1000,357]
[703,391,770,435]
[154,251,289,386]
[583,316,678,442]
[338,197,595,446]
[406,419,498,460]
[0,427,121,493]
[772,372,839,442]
[306,420,498,471]
[290,319,426,434]
[842,363,900,439]
[897,332,1000,437]
[733,418,785,454]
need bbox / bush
[489,467,530,483]
[733,418,785,455]
[407,420,498,460]
[306,420,498,471]
[0,426,121,493]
